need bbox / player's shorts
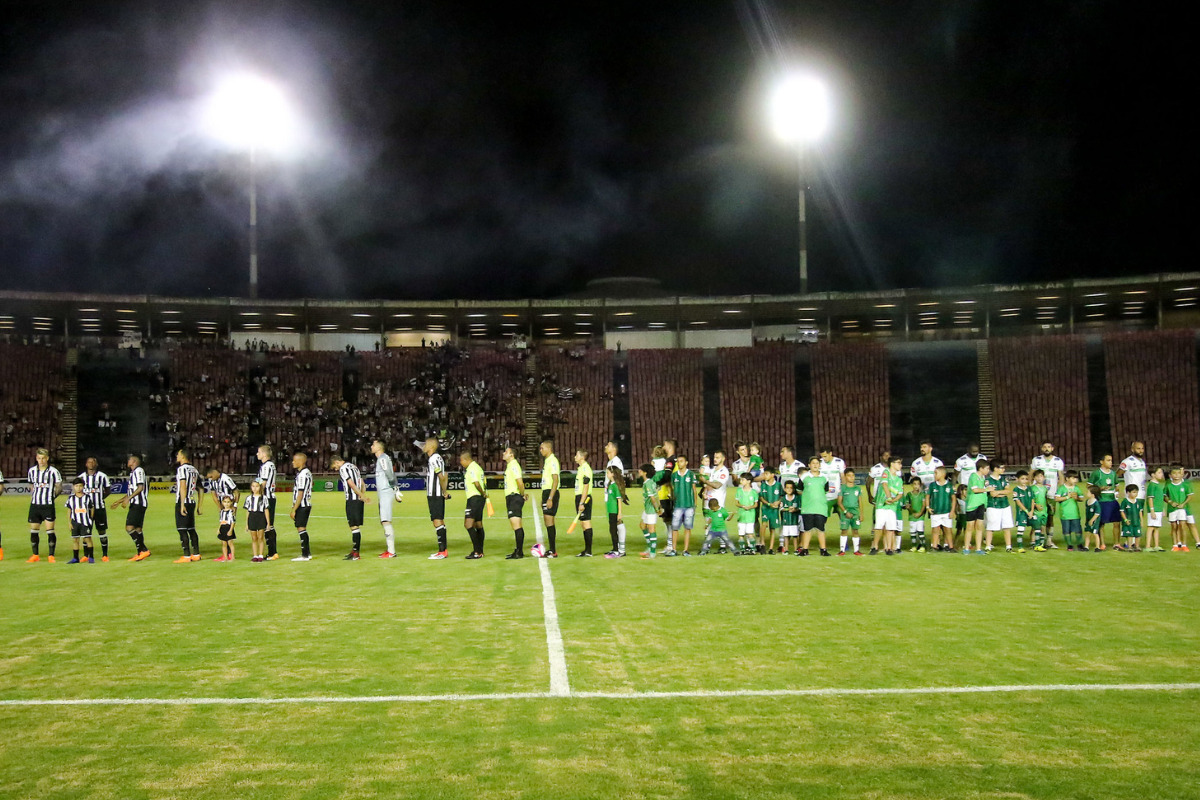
[174,502,196,531]
[671,506,695,530]
[293,506,312,529]
[427,495,446,521]
[873,509,900,531]
[247,510,268,531]
[840,513,860,531]
[464,495,486,521]
[92,506,108,531]
[506,494,525,519]
[218,523,236,541]
[737,521,756,536]
[125,504,146,528]
[345,499,365,528]
[1169,509,1189,523]
[641,512,659,526]
[908,519,924,533]
[267,498,277,529]
[377,488,395,523]
[964,506,985,522]
[930,513,952,528]
[803,513,827,531]
[1061,519,1082,536]
[781,525,800,538]
[541,489,560,517]
[577,497,593,522]
[761,510,781,529]
[1148,511,1164,527]
[70,521,93,538]
[1099,500,1121,525]
[1121,527,1142,539]
[28,504,56,524]
[985,507,1014,532]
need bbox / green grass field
[2,491,1199,799]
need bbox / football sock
[582,528,593,554]
[178,530,191,556]
[617,523,626,554]
[47,533,57,556]
[514,527,525,552]
[188,529,200,554]
[99,535,108,557]
[85,545,93,560]
[299,531,310,557]
[383,523,395,554]
[1016,532,1024,548]
[435,525,447,552]
[265,529,277,557]
[645,529,656,554]
[30,530,39,555]
[134,531,146,552]
[840,535,848,551]
[477,525,485,553]
[852,536,861,551]
[547,525,557,553]
[351,529,361,551]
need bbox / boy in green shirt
[734,472,760,554]
[1030,469,1050,551]
[1165,463,1193,551]
[1090,454,1120,550]
[779,480,801,555]
[837,469,865,556]
[927,466,955,551]
[1145,467,1166,552]
[1119,484,1143,551]
[903,476,928,552]
[757,467,783,554]
[798,457,832,557]
[699,499,737,555]
[984,460,1013,553]
[668,455,699,556]
[871,456,905,555]
[637,464,662,559]
[1084,486,1102,552]
[1054,470,1084,550]
[1011,470,1034,554]
[963,461,990,554]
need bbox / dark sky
[0,0,1188,300]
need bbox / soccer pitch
[2,492,1199,799]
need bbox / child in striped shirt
[216,495,237,562]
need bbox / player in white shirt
[910,441,943,488]
[818,447,846,518]
[1117,441,1148,499]
[1030,441,1065,544]
[731,441,753,479]
[955,444,987,486]
[604,440,625,477]
[778,446,804,487]
[372,439,404,558]
[702,449,732,508]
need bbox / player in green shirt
[1054,471,1084,549]
[733,472,760,554]
[1165,464,1193,551]
[1145,467,1166,552]
[604,465,629,558]
[638,463,663,558]
[460,451,488,559]
[1011,470,1035,553]
[798,457,832,557]
[778,480,801,555]
[1119,485,1143,551]
[837,469,864,555]
[927,466,955,551]
[963,461,990,554]
[699,498,737,555]
[903,476,929,552]
[1089,455,1120,550]
[984,462,1013,553]
[669,455,700,555]
[757,467,783,554]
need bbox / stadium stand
[534,345,615,463]
[0,343,67,477]
[349,349,435,472]
[628,349,704,463]
[260,351,347,475]
[167,347,252,475]
[717,344,796,455]
[447,346,526,471]
[992,336,1091,465]
[1104,331,1200,465]
[810,342,889,468]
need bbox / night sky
[0,1,1187,300]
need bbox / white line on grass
[2,683,1197,708]
[532,508,571,697]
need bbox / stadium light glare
[202,73,299,153]
[769,72,831,145]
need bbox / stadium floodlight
[768,70,831,295]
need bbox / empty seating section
[262,352,347,475]
[992,337,1091,465]
[629,349,704,462]
[535,347,614,463]
[0,344,67,477]
[448,348,525,471]
[169,349,251,475]
[718,344,795,454]
[1104,332,1200,464]
[811,343,888,468]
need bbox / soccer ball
[530,543,546,558]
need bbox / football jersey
[575,461,593,501]
[780,494,801,527]
[1146,480,1166,513]
[27,465,62,505]
[986,474,1010,509]
[292,468,313,508]
[1030,455,1064,491]
[338,463,363,501]
[800,473,828,514]
[819,456,845,500]
[778,459,803,486]
[256,460,277,500]
[504,459,523,496]
[464,461,486,498]
[671,469,698,509]
[910,456,943,487]
[1089,468,1118,502]
[175,463,200,503]
[1013,485,1036,518]
[64,494,94,526]
[78,471,110,506]
[955,453,988,486]
[735,486,759,523]
[542,454,562,491]
[1118,455,1147,496]
[928,480,955,515]
[427,452,446,497]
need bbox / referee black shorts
[465,495,486,521]
[506,494,525,519]
[541,489,559,517]
[345,499,365,528]
[174,502,196,530]
[577,496,593,522]
[427,495,446,521]
[125,505,146,529]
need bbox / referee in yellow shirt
[460,450,488,560]
[539,440,560,557]
[503,447,526,559]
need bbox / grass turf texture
[2,491,1199,798]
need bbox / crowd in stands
[167,349,253,475]
[534,345,615,462]
[0,343,67,477]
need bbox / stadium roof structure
[1,272,1198,342]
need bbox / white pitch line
[532,508,571,697]
[1,683,1197,708]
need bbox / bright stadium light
[202,73,299,153]
[767,70,832,295]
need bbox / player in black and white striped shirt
[256,445,279,560]
[174,448,203,562]
[290,451,314,561]
[331,455,370,560]
[111,455,150,560]
[424,436,450,558]
[206,468,239,511]
[64,478,97,563]
[79,458,111,561]
[26,448,62,563]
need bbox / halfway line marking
[532,508,570,696]
[2,683,1197,708]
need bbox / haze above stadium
[0,0,1184,301]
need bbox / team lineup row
[2,437,1198,563]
